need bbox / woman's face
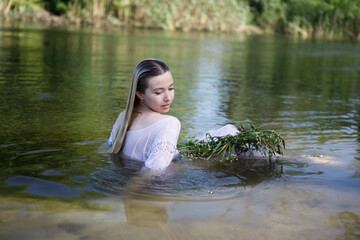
[139,71,174,114]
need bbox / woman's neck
[135,103,160,115]
[129,104,164,131]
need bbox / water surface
[0,24,360,239]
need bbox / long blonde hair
[108,58,170,154]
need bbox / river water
[0,25,359,239]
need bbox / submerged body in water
[108,111,181,170]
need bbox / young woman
[108,59,181,171]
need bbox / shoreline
[0,6,358,41]
[0,13,264,35]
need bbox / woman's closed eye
[154,88,174,95]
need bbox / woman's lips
[162,104,170,109]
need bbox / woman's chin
[158,107,170,114]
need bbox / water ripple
[90,158,282,202]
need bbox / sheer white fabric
[198,124,239,141]
[108,113,181,170]
[108,111,125,149]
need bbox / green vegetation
[178,125,285,162]
[1,0,359,39]
[247,0,360,39]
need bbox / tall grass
[249,0,360,39]
[285,0,360,39]
[64,0,251,32]
[132,0,250,31]
[1,0,359,39]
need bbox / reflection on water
[330,211,360,239]
[0,25,360,238]
[123,199,168,227]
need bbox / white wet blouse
[108,112,181,171]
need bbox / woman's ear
[136,91,144,101]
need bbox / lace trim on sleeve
[144,127,180,170]
[144,140,177,170]
[150,140,177,155]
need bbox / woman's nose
[164,91,171,101]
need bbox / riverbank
[0,0,359,40]
[0,1,260,34]
[1,13,263,35]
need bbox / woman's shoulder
[117,110,126,120]
[128,114,180,132]
[119,110,126,118]
[151,115,181,132]
[147,113,179,124]
[111,111,126,126]
[151,116,180,142]
[160,115,181,127]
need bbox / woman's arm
[107,111,125,148]
[144,117,181,170]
